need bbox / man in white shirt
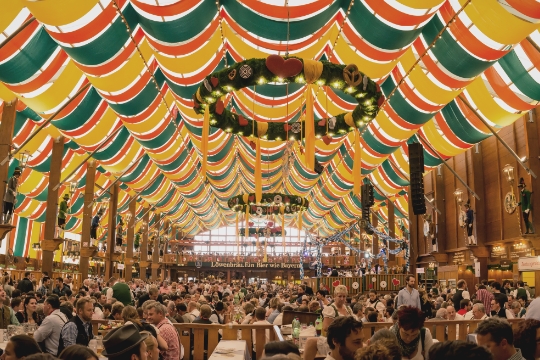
[490,299,514,319]
[325,316,364,360]
[33,295,68,356]
[365,290,385,316]
[472,303,489,320]
[447,306,463,320]
[187,301,200,321]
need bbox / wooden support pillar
[125,199,136,282]
[527,111,540,232]
[0,99,18,210]
[140,209,150,280]
[42,137,64,277]
[151,214,162,281]
[161,267,167,281]
[79,161,97,281]
[469,144,486,245]
[433,170,446,253]
[372,212,379,261]
[408,185,419,274]
[388,200,396,263]
[104,183,119,280]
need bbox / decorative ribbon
[255,138,262,203]
[303,59,323,84]
[201,106,210,179]
[353,129,362,194]
[305,84,315,171]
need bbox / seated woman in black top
[16,296,42,325]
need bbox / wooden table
[208,340,250,360]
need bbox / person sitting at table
[3,335,42,360]
[16,296,41,325]
[122,305,168,353]
[190,304,213,359]
[33,295,69,356]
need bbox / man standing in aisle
[2,167,20,224]
[396,275,421,309]
[17,271,34,294]
[34,295,68,356]
[453,280,470,308]
[107,277,133,306]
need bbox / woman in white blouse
[321,285,353,333]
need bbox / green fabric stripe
[0,27,58,84]
[381,77,434,125]
[441,101,489,144]
[120,155,151,182]
[381,160,409,187]
[94,128,131,161]
[14,217,28,257]
[140,173,165,197]
[423,16,495,79]
[498,50,540,100]
[52,88,101,131]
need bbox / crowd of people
[0,272,538,360]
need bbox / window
[191,225,311,254]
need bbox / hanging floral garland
[227,192,308,216]
[193,56,383,141]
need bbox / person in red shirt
[457,299,472,317]
[476,284,495,314]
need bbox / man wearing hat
[518,178,534,234]
[2,167,21,224]
[58,193,69,230]
[102,324,148,360]
[91,209,103,245]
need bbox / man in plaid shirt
[146,301,182,360]
[37,277,51,298]
[476,284,494,314]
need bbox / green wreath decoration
[193,56,383,140]
[228,192,308,216]
[239,227,286,237]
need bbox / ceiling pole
[41,137,64,278]
[151,213,162,282]
[104,183,119,280]
[139,208,150,280]
[79,161,97,282]
[124,198,137,282]
[458,94,537,179]
[53,126,123,191]
[1,83,91,166]
[0,18,35,50]
[0,99,18,214]
[416,135,480,200]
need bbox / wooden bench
[175,323,283,360]
[282,310,320,326]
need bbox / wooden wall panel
[483,136,503,243]
[444,159,458,250]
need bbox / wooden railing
[361,318,524,342]
[174,323,282,360]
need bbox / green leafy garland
[227,192,308,216]
[238,227,286,237]
[193,57,383,140]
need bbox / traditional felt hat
[102,324,148,357]
[13,167,21,175]
[518,177,526,188]
[63,193,69,199]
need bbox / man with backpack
[33,295,68,355]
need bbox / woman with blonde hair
[322,285,353,332]
[141,330,160,360]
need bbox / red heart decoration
[284,196,290,203]
[318,119,326,127]
[283,124,291,132]
[378,94,385,107]
[267,221,274,227]
[265,55,303,78]
[322,135,332,145]
[369,283,373,289]
[248,221,254,226]
[248,195,255,202]
[392,278,400,287]
[249,141,256,150]
[332,280,340,287]
[251,205,257,211]
[215,100,225,115]
[211,76,219,88]
[238,115,248,126]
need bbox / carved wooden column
[124,199,136,282]
[139,208,150,280]
[0,99,19,244]
[372,212,379,260]
[151,213,161,281]
[388,200,396,263]
[527,111,540,232]
[104,183,119,280]
[79,161,97,281]
[42,137,64,277]
[408,185,419,274]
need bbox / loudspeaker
[408,143,426,215]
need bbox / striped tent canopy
[1,0,540,257]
